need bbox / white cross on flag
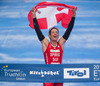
[28,1,77,29]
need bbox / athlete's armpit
[41,38,49,53]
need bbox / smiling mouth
[53,36,57,38]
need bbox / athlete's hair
[49,27,59,35]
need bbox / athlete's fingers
[31,8,36,14]
[31,8,36,18]
[72,7,76,17]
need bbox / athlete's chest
[47,43,62,57]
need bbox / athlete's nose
[54,32,57,35]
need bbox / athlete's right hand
[31,8,36,18]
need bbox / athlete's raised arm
[58,8,76,50]
[32,8,49,52]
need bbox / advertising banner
[0,63,100,82]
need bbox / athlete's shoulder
[57,42,61,46]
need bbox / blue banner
[0,63,100,82]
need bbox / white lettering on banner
[94,70,98,77]
[64,68,89,79]
[30,70,60,77]
[93,65,100,81]
[1,65,26,81]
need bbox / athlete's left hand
[72,7,76,17]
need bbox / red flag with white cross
[28,1,77,29]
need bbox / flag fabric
[28,1,77,29]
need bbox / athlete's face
[49,29,59,41]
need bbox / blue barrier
[0,63,100,82]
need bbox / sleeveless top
[44,42,63,64]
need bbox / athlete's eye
[56,31,58,34]
[51,31,54,34]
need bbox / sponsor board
[30,70,60,77]
[93,65,100,81]
[64,68,89,79]
[0,64,100,82]
[0,65,26,81]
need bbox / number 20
[94,65,99,69]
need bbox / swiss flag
[28,1,77,29]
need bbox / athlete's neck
[50,41,57,46]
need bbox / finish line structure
[0,63,100,82]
